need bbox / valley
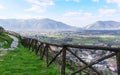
[1,19,120,75]
[20,30,120,47]
[19,30,120,75]
[0,0,120,74]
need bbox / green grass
[0,32,13,48]
[0,43,60,75]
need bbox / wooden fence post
[61,46,67,75]
[24,39,27,47]
[27,38,30,48]
[33,40,38,52]
[116,52,120,75]
[40,44,46,60]
[32,39,35,52]
[29,39,33,50]
[39,44,43,59]
[36,43,43,55]
[26,38,28,47]
[46,45,49,67]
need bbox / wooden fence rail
[21,37,120,75]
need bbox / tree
[0,26,4,34]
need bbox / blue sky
[0,0,120,27]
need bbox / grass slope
[0,43,60,75]
[0,33,13,48]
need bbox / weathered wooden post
[39,43,43,59]
[25,38,28,47]
[36,43,43,55]
[29,39,33,50]
[32,39,35,52]
[28,38,31,48]
[46,45,49,67]
[33,40,38,52]
[61,45,67,75]
[26,38,30,48]
[34,40,38,53]
[116,52,120,75]
[26,38,29,48]
[23,39,25,46]
[40,44,46,60]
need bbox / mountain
[85,21,120,30]
[0,18,75,31]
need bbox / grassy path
[0,33,13,48]
[0,33,70,75]
[0,37,60,75]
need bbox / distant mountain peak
[42,18,52,20]
[0,18,75,31]
[85,21,120,30]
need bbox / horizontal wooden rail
[25,37,120,52]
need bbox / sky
[0,0,120,27]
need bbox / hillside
[85,21,120,30]
[0,18,75,31]
[0,32,59,75]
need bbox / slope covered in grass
[0,32,13,48]
[0,43,60,75]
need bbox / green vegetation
[0,32,13,48]
[0,26,4,34]
[0,42,60,75]
[38,32,120,46]
[1,31,119,75]
[0,30,62,75]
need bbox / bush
[0,26,4,34]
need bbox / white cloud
[63,11,82,16]
[25,0,54,13]
[14,14,43,19]
[1,14,44,19]
[0,4,4,10]
[107,0,120,7]
[62,10,94,20]
[26,0,54,6]
[26,0,41,5]
[61,10,94,27]
[25,5,46,13]
[60,8,118,27]
[98,8,116,17]
[92,0,99,2]
[66,0,80,2]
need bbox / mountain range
[85,21,120,30]
[0,18,74,31]
[0,18,120,31]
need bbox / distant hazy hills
[0,18,75,31]
[1,19,120,31]
[85,21,120,30]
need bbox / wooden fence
[21,37,120,75]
